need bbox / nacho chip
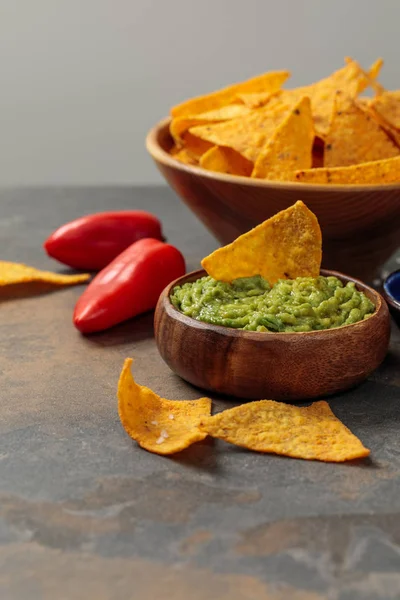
[0,261,90,286]
[371,90,400,131]
[251,97,314,180]
[190,103,289,162]
[117,358,211,455]
[200,146,253,176]
[170,71,290,118]
[171,147,199,166]
[324,92,399,167]
[201,200,322,284]
[259,59,371,138]
[368,57,384,82]
[199,400,370,462]
[170,104,251,143]
[295,155,400,184]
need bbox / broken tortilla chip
[117,358,211,455]
[295,155,400,184]
[201,200,322,284]
[199,400,370,462]
[190,103,289,163]
[252,97,314,180]
[200,145,253,176]
[324,93,400,167]
[0,261,90,286]
[170,71,290,118]
[170,104,252,143]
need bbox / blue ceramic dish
[383,269,400,328]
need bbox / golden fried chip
[170,147,199,166]
[324,93,399,167]
[190,103,289,162]
[356,99,400,149]
[368,57,384,82]
[200,146,253,176]
[117,358,211,455]
[199,400,370,462]
[170,104,251,143]
[170,71,290,118]
[371,90,400,131]
[295,156,400,184]
[178,132,212,159]
[251,97,314,180]
[201,200,321,284]
[0,261,90,286]
[261,59,372,138]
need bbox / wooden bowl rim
[146,117,400,193]
[162,268,386,340]
[382,268,400,312]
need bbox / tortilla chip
[251,97,314,180]
[295,156,400,184]
[117,358,211,455]
[170,104,252,143]
[200,146,253,176]
[0,261,90,286]
[170,71,290,118]
[236,91,274,108]
[190,103,289,163]
[324,93,399,167]
[199,400,370,462]
[171,147,199,166]
[258,60,370,138]
[371,90,400,131]
[201,200,322,284]
[368,57,384,82]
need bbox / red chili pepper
[73,238,185,334]
[44,211,164,271]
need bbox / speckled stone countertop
[0,187,399,600]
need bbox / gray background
[1,0,398,186]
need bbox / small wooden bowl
[154,269,390,401]
[146,118,400,281]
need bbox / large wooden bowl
[146,118,400,281]
[154,269,390,401]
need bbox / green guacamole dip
[170,275,375,332]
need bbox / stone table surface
[0,187,399,600]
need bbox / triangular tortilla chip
[201,200,322,284]
[200,146,253,176]
[170,104,252,143]
[0,261,90,286]
[370,90,400,131]
[190,103,289,162]
[199,400,370,462]
[264,59,379,138]
[324,93,400,167]
[170,71,290,118]
[295,155,400,184]
[252,97,314,180]
[118,358,211,455]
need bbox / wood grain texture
[154,269,391,401]
[146,118,400,280]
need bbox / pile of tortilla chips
[168,57,400,185]
[117,358,370,462]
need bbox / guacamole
[170,275,375,332]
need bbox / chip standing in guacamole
[170,275,375,332]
